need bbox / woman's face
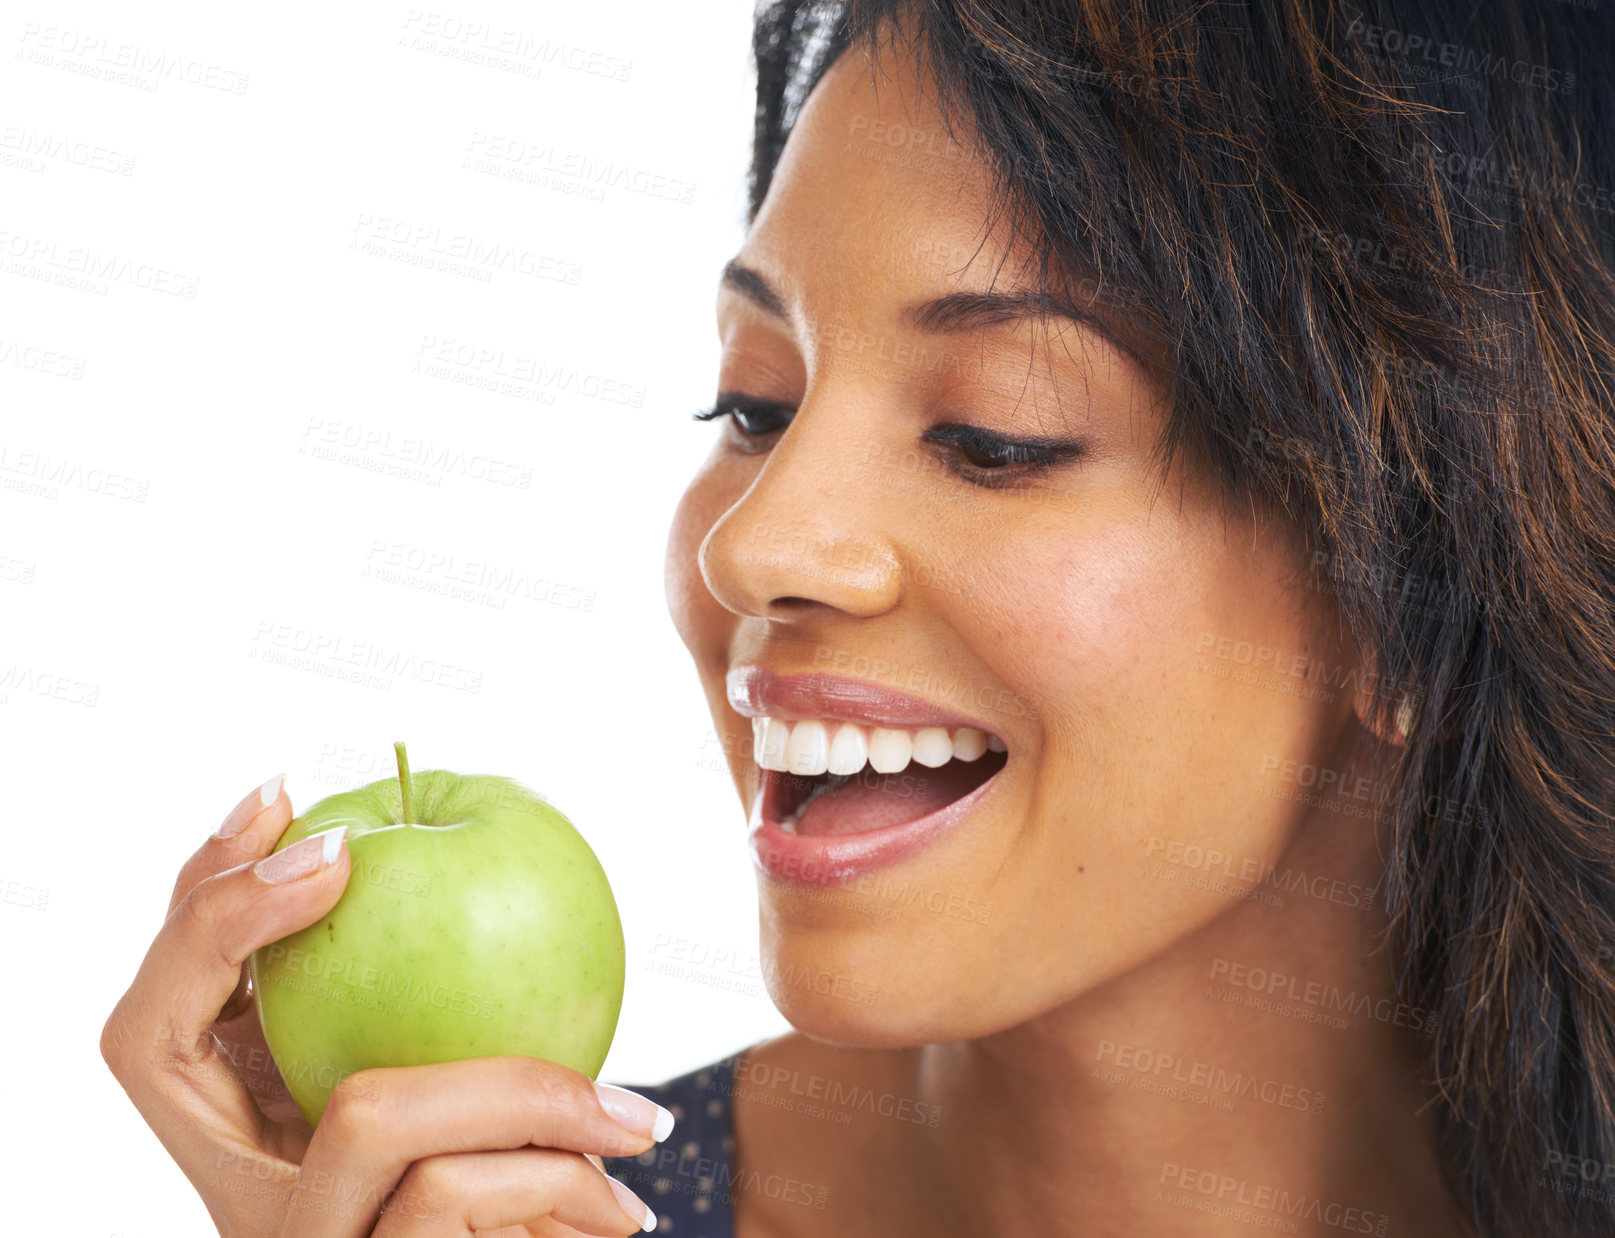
[666,40,1365,1045]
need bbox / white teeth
[757,716,791,771]
[952,728,988,761]
[911,727,953,768]
[749,716,1006,777]
[867,727,915,774]
[826,723,869,775]
[786,719,829,776]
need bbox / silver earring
[1394,695,1415,739]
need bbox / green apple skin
[248,770,625,1127]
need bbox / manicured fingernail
[260,773,284,809]
[254,827,346,883]
[606,1174,657,1233]
[215,774,285,839]
[594,1082,675,1142]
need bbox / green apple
[249,742,625,1127]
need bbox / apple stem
[395,740,414,824]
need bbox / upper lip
[727,665,1001,735]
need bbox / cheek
[958,497,1335,849]
[964,491,1317,737]
[951,506,1201,725]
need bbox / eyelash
[692,394,794,441]
[692,395,1083,485]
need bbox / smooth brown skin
[665,35,1475,1238]
[99,780,661,1238]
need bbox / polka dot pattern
[602,1054,740,1238]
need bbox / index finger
[169,773,291,916]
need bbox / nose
[697,392,904,621]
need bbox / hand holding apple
[100,768,660,1236]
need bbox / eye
[922,422,1084,485]
[692,392,796,440]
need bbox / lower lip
[746,762,1005,886]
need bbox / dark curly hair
[744,1,1615,1233]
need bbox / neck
[881,809,1469,1237]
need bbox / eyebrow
[720,258,1122,346]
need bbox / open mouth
[754,718,1009,837]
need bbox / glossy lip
[726,665,1003,735]
[746,756,1008,886]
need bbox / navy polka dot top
[602,1055,741,1237]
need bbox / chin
[756,917,1034,1048]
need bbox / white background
[0,3,789,1232]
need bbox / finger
[169,773,293,916]
[215,980,306,1129]
[194,776,312,1122]
[176,776,303,1121]
[363,1149,653,1237]
[285,1059,672,1238]
[101,814,351,1191]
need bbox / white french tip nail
[652,1103,675,1142]
[321,825,347,865]
[260,773,284,809]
